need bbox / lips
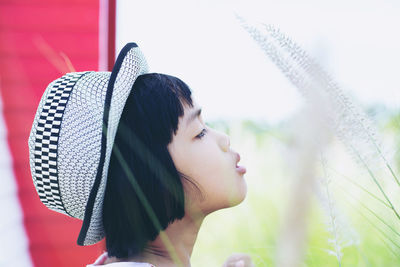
[236,165,247,174]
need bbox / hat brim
[77,43,149,245]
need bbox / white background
[116,0,400,124]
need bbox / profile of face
[167,99,247,216]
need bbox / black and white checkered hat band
[28,71,111,219]
[29,72,88,215]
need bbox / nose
[219,131,230,152]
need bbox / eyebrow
[185,107,202,128]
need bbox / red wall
[0,0,106,266]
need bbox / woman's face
[167,99,247,216]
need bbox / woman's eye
[196,128,207,139]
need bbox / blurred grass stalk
[274,99,332,267]
[33,34,76,73]
[235,13,400,264]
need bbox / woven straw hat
[27,43,149,246]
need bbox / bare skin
[103,98,248,266]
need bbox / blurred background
[1,0,400,266]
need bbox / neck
[141,213,204,267]
[106,211,206,267]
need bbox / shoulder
[87,252,156,267]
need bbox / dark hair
[102,73,203,259]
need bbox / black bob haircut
[102,73,204,259]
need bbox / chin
[227,179,248,207]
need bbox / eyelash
[196,128,207,139]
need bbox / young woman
[28,43,253,267]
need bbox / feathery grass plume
[234,13,400,221]
[314,152,360,266]
[274,101,331,267]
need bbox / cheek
[169,137,243,213]
[184,140,223,178]
[183,142,235,203]
[172,140,222,187]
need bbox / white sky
[116,0,400,124]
